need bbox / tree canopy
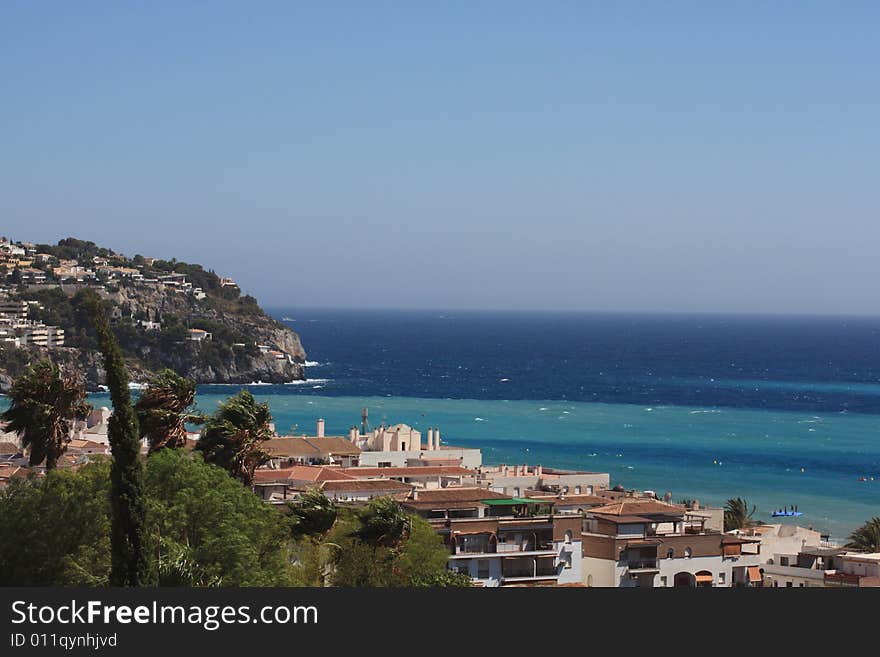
[0,451,298,586]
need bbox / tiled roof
[253,466,356,485]
[588,499,686,517]
[265,436,361,457]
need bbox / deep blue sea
[85,310,880,538]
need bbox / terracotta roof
[265,436,361,457]
[321,479,414,493]
[0,464,36,480]
[253,466,357,485]
[590,513,656,524]
[588,499,686,517]
[67,439,108,450]
[0,441,20,454]
[340,466,475,478]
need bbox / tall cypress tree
[83,290,150,586]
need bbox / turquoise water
[84,389,880,540]
[7,310,880,541]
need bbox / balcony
[624,559,660,573]
[502,558,559,582]
[496,541,554,554]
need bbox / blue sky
[2,2,878,313]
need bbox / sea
[60,310,880,539]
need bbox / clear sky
[2,2,878,313]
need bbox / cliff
[0,238,306,392]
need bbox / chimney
[316,418,325,438]
[536,464,542,477]
[514,465,521,476]
[523,463,529,476]
[434,428,440,449]
[427,428,434,451]
[349,427,358,443]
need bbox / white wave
[499,378,509,382]
[245,381,272,386]
[312,385,323,389]
[474,417,486,422]
[644,407,654,412]
[690,409,722,414]
[538,407,549,411]
[284,379,329,385]
[303,361,322,367]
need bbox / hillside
[0,237,306,391]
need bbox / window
[587,574,594,587]
[477,560,489,578]
[786,581,793,588]
[780,556,790,567]
[378,462,392,468]
[667,548,675,559]
[513,487,520,497]
[401,442,406,450]
[574,486,582,494]
[718,572,726,584]
[660,576,668,587]
[684,547,692,558]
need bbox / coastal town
[0,236,306,391]
[2,406,877,588]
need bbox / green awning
[480,498,547,505]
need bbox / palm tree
[134,369,203,454]
[355,497,411,548]
[724,497,757,532]
[847,517,880,553]
[1,361,90,470]
[195,389,273,486]
[289,488,338,538]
